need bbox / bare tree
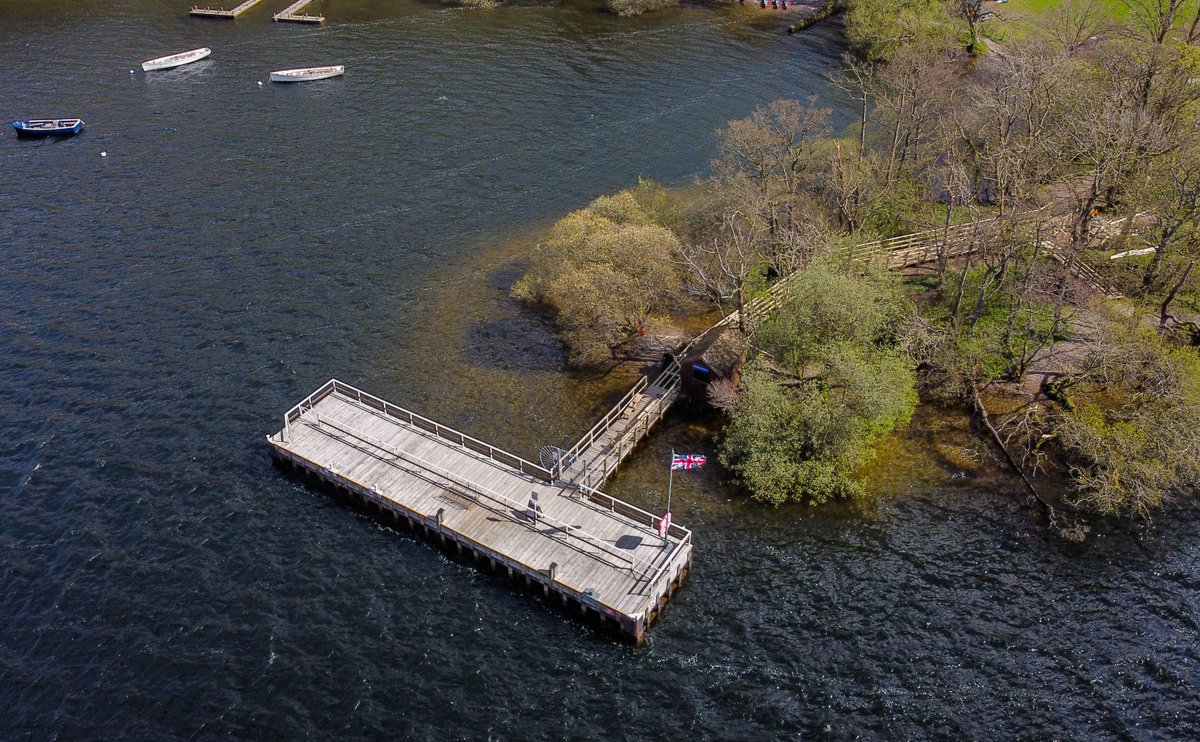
[1122,0,1188,44]
[956,43,1069,221]
[713,99,831,247]
[829,54,877,159]
[680,209,767,332]
[951,0,988,53]
[1136,146,1200,292]
[1047,0,1113,53]
[867,45,956,188]
[825,141,886,233]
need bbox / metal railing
[320,379,554,481]
[560,374,650,471]
[569,475,693,592]
[281,379,338,442]
[303,410,669,580]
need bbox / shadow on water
[461,258,566,372]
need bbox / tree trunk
[1160,261,1195,328]
[937,204,953,284]
[736,282,746,333]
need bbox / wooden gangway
[709,214,1033,331]
[268,379,691,643]
[554,362,680,491]
[190,0,267,18]
[273,0,324,23]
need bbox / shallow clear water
[1,1,1197,738]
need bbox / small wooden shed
[676,324,749,406]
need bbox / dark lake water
[1,1,1198,738]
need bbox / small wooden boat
[12,119,85,137]
[141,47,211,72]
[269,65,344,83]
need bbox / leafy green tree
[722,347,917,505]
[512,191,684,367]
[719,263,918,505]
[844,0,955,62]
[1052,303,1200,519]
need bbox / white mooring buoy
[100,151,107,158]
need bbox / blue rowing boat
[12,118,85,137]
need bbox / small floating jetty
[190,0,266,18]
[273,0,324,23]
[268,378,691,643]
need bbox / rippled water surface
[1,1,1197,738]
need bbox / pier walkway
[268,379,691,643]
[273,0,324,23]
[190,0,267,18]
[555,362,680,491]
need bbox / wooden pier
[273,0,324,23]
[265,219,1055,642]
[190,0,267,18]
[268,377,691,643]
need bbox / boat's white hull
[142,47,211,72]
[269,65,344,83]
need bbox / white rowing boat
[141,47,211,72]
[269,65,344,83]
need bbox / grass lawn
[984,0,1133,43]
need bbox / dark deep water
[1,1,1198,738]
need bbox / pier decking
[190,0,267,18]
[268,378,691,643]
[273,0,324,23]
[557,362,680,491]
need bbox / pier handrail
[572,475,692,542]
[563,374,650,465]
[304,411,671,580]
[570,475,692,591]
[326,379,554,482]
[282,379,338,440]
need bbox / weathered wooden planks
[268,380,691,642]
[190,0,267,18]
[273,0,324,23]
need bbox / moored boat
[141,47,212,72]
[12,119,85,137]
[269,65,344,83]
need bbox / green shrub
[720,263,918,505]
[606,0,679,16]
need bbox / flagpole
[666,448,674,516]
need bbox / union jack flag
[671,453,707,470]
